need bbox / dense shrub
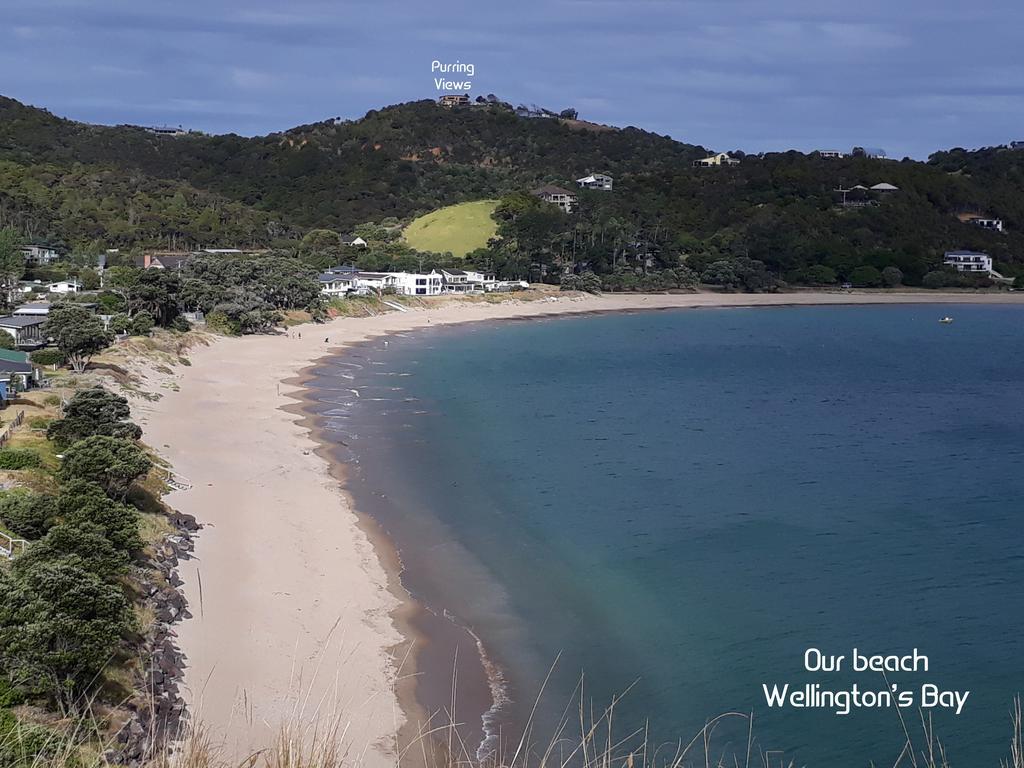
[0,491,56,540]
[0,559,135,712]
[131,310,155,336]
[56,479,142,553]
[29,349,64,367]
[0,449,42,471]
[108,313,132,335]
[46,388,142,449]
[14,521,130,578]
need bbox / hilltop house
[818,150,846,159]
[20,245,61,265]
[944,250,993,274]
[342,236,368,248]
[0,316,47,349]
[693,152,740,167]
[532,185,578,213]
[958,215,1005,233]
[576,173,613,191]
[439,94,470,108]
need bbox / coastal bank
[134,289,1024,763]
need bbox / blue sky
[1,0,1022,158]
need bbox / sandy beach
[132,289,1024,764]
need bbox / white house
[394,271,443,296]
[818,150,845,159]
[972,218,1004,233]
[693,152,740,167]
[576,173,613,191]
[342,236,368,248]
[944,250,993,274]
[318,272,357,298]
[20,245,60,265]
[46,280,81,294]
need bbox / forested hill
[1,94,1024,286]
[0,96,705,235]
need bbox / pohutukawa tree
[42,305,113,373]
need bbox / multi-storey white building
[943,250,993,274]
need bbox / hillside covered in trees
[1,94,1023,287]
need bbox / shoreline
[131,289,1024,763]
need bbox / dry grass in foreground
[5,689,1023,768]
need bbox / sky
[1,0,1023,159]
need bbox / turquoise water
[310,305,1024,766]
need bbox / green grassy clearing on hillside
[403,200,498,257]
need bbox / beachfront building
[394,271,443,296]
[576,173,613,191]
[944,250,993,274]
[0,316,47,349]
[440,268,498,293]
[319,271,359,298]
[532,185,578,213]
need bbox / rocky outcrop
[109,511,200,766]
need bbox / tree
[42,305,112,373]
[850,265,883,288]
[59,436,151,501]
[46,387,143,449]
[0,491,57,540]
[804,264,837,285]
[13,521,129,579]
[0,559,134,713]
[0,332,17,350]
[702,260,741,290]
[57,480,142,553]
[131,310,155,336]
[0,227,25,303]
[881,266,904,287]
[109,313,132,335]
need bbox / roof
[0,360,33,374]
[945,250,989,257]
[441,269,467,276]
[533,185,576,197]
[318,272,356,282]
[871,182,899,190]
[0,316,46,328]
[0,349,29,364]
[13,302,51,315]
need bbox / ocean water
[307,305,1024,766]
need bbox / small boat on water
[939,316,954,324]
